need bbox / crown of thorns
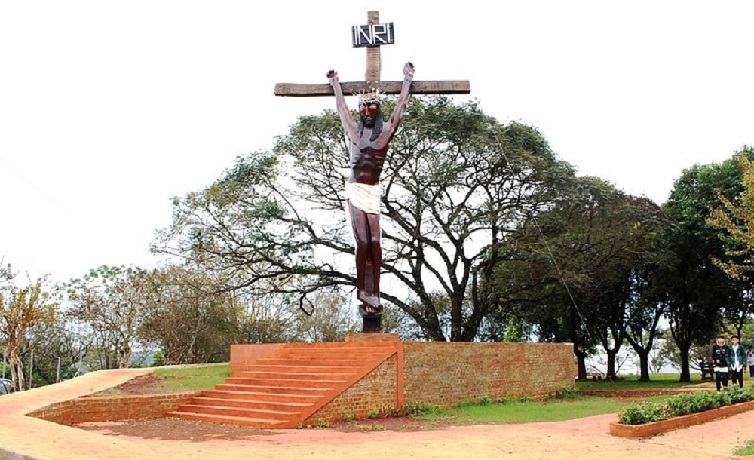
[355,88,382,105]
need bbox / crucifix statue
[275,11,470,333]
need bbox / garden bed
[610,399,754,438]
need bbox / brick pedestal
[345,332,400,342]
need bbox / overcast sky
[1,1,753,284]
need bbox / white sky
[1,1,753,284]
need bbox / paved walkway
[1,369,753,460]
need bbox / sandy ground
[3,369,754,460]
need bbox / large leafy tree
[661,155,748,381]
[154,97,573,341]
[492,178,668,379]
[706,148,754,336]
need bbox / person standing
[712,335,731,391]
[747,346,754,379]
[728,335,746,388]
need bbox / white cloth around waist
[344,181,382,214]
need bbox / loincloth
[344,181,381,214]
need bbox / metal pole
[56,357,61,383]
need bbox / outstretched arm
[385,62,415,132]
[327,70,358,140]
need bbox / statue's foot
[358,291,381,308]
[359,301,383,317]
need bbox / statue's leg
[366,212,382,309]
[348,203,371,303]
[348,203,381,314]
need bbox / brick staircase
[166,342,397,428]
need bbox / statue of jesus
[327,62,414,329]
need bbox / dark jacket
[728,344,746,370]
[712,343,731,368]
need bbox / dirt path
[4,370,754,460]
[73,410,754,460]
[66,412,754,460]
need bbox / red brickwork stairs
[166,342,397,428]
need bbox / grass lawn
[575,373,706,390]
[414,395,672,425]
[95,363,231,395]
[148,364,230,393]
[101,366,692,425]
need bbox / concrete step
[225,377,344,388]
[201,389,320,403]
[215,383,330,395]
[272,349,389,357]
[281,342,396,348]
[166,411,290,428]
[176,404,298,420]
[255,358,369,367]
[236,371,357,381]
[192,396,314,411]
[243,364,362,373]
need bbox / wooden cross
[274,11,470,97]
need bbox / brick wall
[305,341,574,423]
[27,393,197,425]
[403,342,574,407]
[304,355,398,424]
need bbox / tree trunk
[450,297,462,342]
[635,348,651,381]
[574,344,587,380]
[606,348,617,381]
[678,345,691,382]
[9,353,24,391]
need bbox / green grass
[95,363,231,395]
[736,439,754,456]
[415,395,672,424]
[148,364,230,393]
[575,373,704,390]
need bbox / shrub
[619,402,666,425]
[619,387,753,425]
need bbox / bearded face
[359,101,380,126]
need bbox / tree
[661,157,745,381]
[288,289,359,342]
[66,266,147,369]
[492,177,668,379]
[706,148,754,336]
[0,267,55,391]
[154,97,574,341]
[138,265,244,364]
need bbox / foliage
[137,265,243,364]
[0,266,56,391]
[153,97,575,341]
[493,176,670,379]
[660,153,749,380]
[618,386,754,425]
[707,148,754,280]
[618,401,666,425]
[66,266,148,369]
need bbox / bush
[619,387,754,425]
[619,402,666,425]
